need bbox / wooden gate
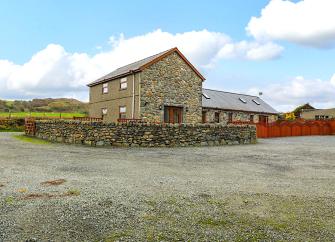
[25,118,36,136]
[256,120,335,138]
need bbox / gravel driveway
[1,132,335,241]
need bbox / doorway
[259,115,268,124]
[164,106,183,124]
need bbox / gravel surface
[0,132,335,241]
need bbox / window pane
[120,82,127,89]
[164,107,169,123]
[102,108,107,115]
[120,106,126,113]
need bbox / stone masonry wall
[0,118,25,131]
[31,120,256,147]
[140,52,203,124]
[203,108,278,124]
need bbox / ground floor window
[250,115,254,123]
[164,106,183,124]
[119,106,126,119]
[228,113,233,123]
[259,115,268,124]
[202,111,207,123]
[101,108,107,119]
[214,112,220,123]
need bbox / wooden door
[259,115,268,124]
[164,106,183,123]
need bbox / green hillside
[0,98,88,118]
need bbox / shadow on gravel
[21,189,80,200]
[41,179,66,186]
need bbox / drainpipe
[132,72,135,119]
[138,72,141,118]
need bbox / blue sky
[0,0,335,111]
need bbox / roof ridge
[203,88,259,98]
[113,47,175,71]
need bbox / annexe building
[88,47,278,124]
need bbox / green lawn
[13,134,51,145]
[0,112,86,119]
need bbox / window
[228,113,233,123]
[250,115,254,122]
[214,112,220,123]
[101,108,107,116]
[203,93,210,99]
[120,77,127,90]
[202,111,207,123]
[102,83,108,94]
[119,106,126,119]
[164,106,183,124]
[315,115,320,120]
[239,97,247,104]
[252,99,260,105]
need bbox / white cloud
[0,29,282,100]
[247,0,335,48]
[217,41,283,60]
[248,75,335,112]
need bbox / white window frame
[102,108,108,115]
[119,106,126,119]
[102,83,108,94]
[120,77,127,90]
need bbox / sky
[0,0,335,112]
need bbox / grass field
[0,112,86,119]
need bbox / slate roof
[87,47,205,87]
[202,88,278,114]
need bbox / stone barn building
[88,47,278,124]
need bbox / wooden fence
[256,120,335,138]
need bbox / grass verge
[13,134,51,145]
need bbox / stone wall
[31,120,256,147]
[0,118,25,131]
[140,52,203,124]
[203,108,278,124]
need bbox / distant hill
[0,98,88,114]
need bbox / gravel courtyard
[0,132,335,241]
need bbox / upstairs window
[102,83,108,94]
[120,77,127,90]
[119,106,126,119]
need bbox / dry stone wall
[0,118,25,131]
[30,120,256,147]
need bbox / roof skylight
[239,97,247,104]
[252,99,261,105]
[203,93,210,99]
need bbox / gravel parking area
[1,132,335,241]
